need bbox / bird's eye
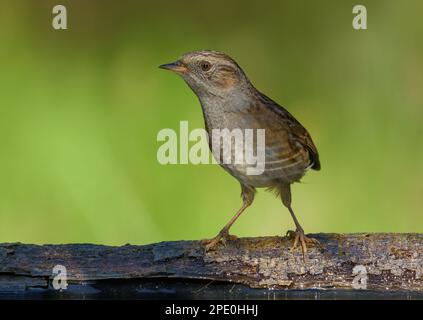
[200,61,211,71]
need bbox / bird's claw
[202,230,237,251]
[286,229,320,258]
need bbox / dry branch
[1,233,423,296]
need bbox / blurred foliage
[0,0,422,244]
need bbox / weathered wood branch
[1,233,423,298]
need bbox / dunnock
[160,50,321,255]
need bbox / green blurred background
[0,0,422,245]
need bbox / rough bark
[1,233,423,295]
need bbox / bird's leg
[280,184,319,257]
[203,203,248,251]
[203,184,255,251]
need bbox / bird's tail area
[265,185,281,198]
[266,184,292,200]
[306,146,321,171]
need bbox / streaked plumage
[160,50,321,256]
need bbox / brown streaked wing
[251,92,321,171]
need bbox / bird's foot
[202,229,237,251]
[286,229,320,257]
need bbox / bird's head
[159,50,251,98]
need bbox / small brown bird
[160,50,321,255]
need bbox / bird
[159,50,321,256]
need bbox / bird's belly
[219,147,309,187]
[204,113,310,186]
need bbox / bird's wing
[254,92,321,171]
[286,113,321,171]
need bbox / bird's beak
[159,60,187,73]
